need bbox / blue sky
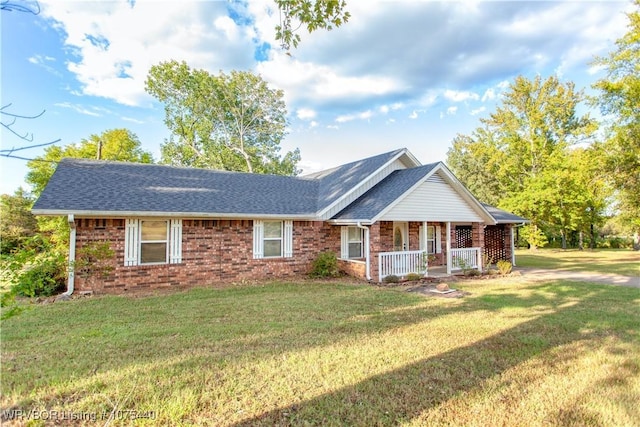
[0,0,634,195]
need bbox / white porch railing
[379,250,427,281]
[378,247,483,281]
[451,247,482,271]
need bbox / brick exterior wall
[71,218,511,293]
[73,218,341,293]
[338,259,366,279]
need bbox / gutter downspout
[356,222,371,281]
[64,214,76,296]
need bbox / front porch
[336,220,515,282]
[378,247,482,281]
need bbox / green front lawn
[2,278,639,426]
[516,248,640,276]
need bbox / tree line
[446,2,639,250]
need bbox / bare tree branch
[1,104,61,160]
[0,0,40,14]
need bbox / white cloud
[36,0,629,122]
[444,89,479,102]
[409,110,419,119]
[335,110,373,123]
[481,88,496,102]
[471,107,486,116]
[121,116,145,124]
[40,0,256,106]
[446,106,458,115]
[296,108,316,120]
[54,102,101,117]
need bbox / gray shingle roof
[32,158,320,217]
[481,203,530,224]
[32,151,528,225]
[332,163,439,221]
[306,148,407,212]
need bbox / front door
[393,222,408,251]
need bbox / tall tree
[145,60,300,176]
[447,130,502,207]
[592,0,640,248]
[446,75,597,249]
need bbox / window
[426,225,436,254]
[341,226,364,259]
[348,227,363,258]
[263,221,283,257]
[140,220,168,264]
[419,224,441,255]
[124,219,182,266]
[253,220,293,259]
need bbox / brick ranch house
[32,148,528,294]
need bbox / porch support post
[510,225,516,266]
[422,221,428,276]
[446,221,452,275]
[356,222,371,281]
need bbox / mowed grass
[2,278,639,426]
[516,248,640,277]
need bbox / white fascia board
[327,219,374,226]
[30,209,318,220]
[369,164,439,223]
[315,148,420,218]
[436,163,497,225]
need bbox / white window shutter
[169,219,182,264]
[436,225,442,253]
[124,219,139,266]
[253,220,264,259]
[284,220,293,258]
[341,226,349,259]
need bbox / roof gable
[307,148,420,214]
[332,163,496,224]
[331,163,438,222]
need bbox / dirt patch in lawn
[405,282,470,298]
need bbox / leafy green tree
[0,188,38,254]
[145,60,300,176]
[569,146,611,249]
[592,0,640,248]
[446,75,597,249]
[275,0,350,50]
[447,130,502,206]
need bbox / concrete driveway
[515,267,640,288]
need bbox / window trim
[253,220,293,259]
[124,218,182,266]
[341,226,364,260]
[263,220,283,258]
[139,220,169,265]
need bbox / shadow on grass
[2,281,638,424]
[232,283,639,426]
